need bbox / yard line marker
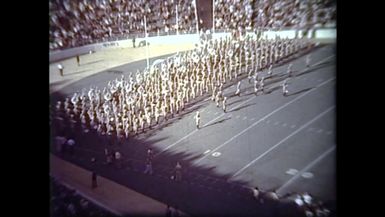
[276,146,335,194]
[231,106,335,178]
[195,78,335,164]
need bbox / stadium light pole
[193,0,199,35]
[144,15,149,69]
[176,2,179,35]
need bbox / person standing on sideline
[306,54,311,68]
[215,90,222,107]
[254,78,259,95]
[222,97,227,113]
[166,205,173,217]
[268,64,273,76]
[67,138,75,155]
[194,111,200,129]
[76,55,80,66]
[147,148,154,161]
[235,81,241,96]
[282,79,289,96]
[58,63,64,76]
[115,150,122,169]
[143,158,153,175]
[259,77,265,94]
[91,170,97,189]
[287,63,293,77]
[175,161,182,181]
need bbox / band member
[194,111,200,129]
[268,64,273,76]
[306,54,311,68]
[235,81,241,96]
[287,63,293,77]
[259,77,265,94]
[222,97,227,113]
[58,63,64,76]
[282,79,289,96]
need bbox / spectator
[143,158,153,175]
[66,138,75,155]
[165,205,173,217]
[91,170,98,189]
[50,177,116,216]
[57,63,64,76]
[147,148,154,161]
[174,161,182,181]
[55,136,66,153]
[115,150,122,169]
[67,203,77,216]
[252,187,260,201]
[104,148,112,165]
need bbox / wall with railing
[49,28,336,63]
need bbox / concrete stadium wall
[50,28,335,63]
[213,28,336,40]
[49,33,201,63]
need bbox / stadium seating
[50,0,335,51]
[50,176,117,217]
[49,0,197,51]
[214,0,336,31]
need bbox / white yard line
[155,52,335,158]
[154,94,258,157]
[231,106,335,178]
[194,77,335,164]
[276,146,336,194]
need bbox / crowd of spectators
[50,0,335,51]
[50,176,117,217]
[49,0,197,51]
[214,0,336,31]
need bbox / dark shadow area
[227,93,239,99]
[203,117,232,128]
[227,98,245,106]
[265,85,282,94]
[295,60,334,77]
[50,78,73,87]
[229,103,256,112]
[64,69,91,76]
[244,91,257,96]
[50,109,261,217]
[286,87,313,97]
[51,89,316,217]
[313,58,334,67]
[106,70,124,74]
[81,59,104,66]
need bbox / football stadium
[49,1,336,216]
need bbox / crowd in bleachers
[215,0,336,31]
[50,177,117,217]
[49,0,336,51]
[49,0,197,51]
